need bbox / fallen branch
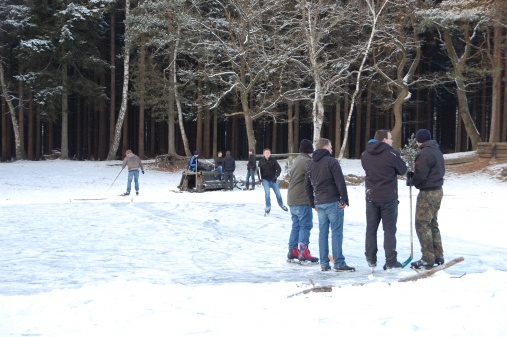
[397,256,464,283]
[288,256,465,298]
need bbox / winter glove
[406,171,413,186]
[142,170,145,174]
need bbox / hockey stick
[402,184,413,268]
[107,167,124,191]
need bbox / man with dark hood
[361,130,407,270]
[305,138,354,272]
[407,129,445,269]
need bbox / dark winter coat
[222,154,236,172]
[258,156,281,182]
[304,149,348,208]
[287,153,312,206]
[412,140,445,190]
[247,154,257,170]
[361,140,407,203]
[215,156,224,167]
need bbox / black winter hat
[299,139,314,153]
[415,129,431,143]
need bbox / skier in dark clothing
[258,148,288,214]
[287,139,318,263]
[305,138,354,272]
[222,151,236,191]
[245,149,256,190]
[187,151,200,172]
[361,129,408,270]
[407,129,445,269]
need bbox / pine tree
[400,133,419,171]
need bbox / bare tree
[0,63,22,160]
[107,0,130,160]
[417,0,492,150]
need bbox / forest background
[1,0,506,162]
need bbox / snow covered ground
[1,156,506,336]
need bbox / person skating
[121,149,144,196]
[361,130,408,270]
[245,149,256,190]
[258,148,288,214]
[407,129,445,269]
[304,138,354,272]
[287,139,318,263]
[222,151,236,191]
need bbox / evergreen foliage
[400,133,419,171]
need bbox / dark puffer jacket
[222,154,236,172]
[412,140,445,190]
[247,154,257,170]
[258,156,281,182]
[304,149,348,208]
[361,140,407,203]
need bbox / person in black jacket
[258,148,288,214]
[361,130,407,270]
[222,150,236,191]
[245,149,256,190]
[304,138,354,272]
[407,129,445,269]
[214,151,224,180]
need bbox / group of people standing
[183,128,445,273]
[287,129,445,272]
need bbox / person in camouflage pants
[407,129,445,269]
[415,189,444,263]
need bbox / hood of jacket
[312,148,331,162]
[419,139,440,150]
[365,139,392,155]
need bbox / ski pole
[402,184,414,268]
[108,167,124,191]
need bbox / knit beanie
[194,150,199,155]
[299,139,314,153]
[415,129,431,143]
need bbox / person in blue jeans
[258,148,288,214]
[121,149,144,196]
[287,139,318,263]
[244,148,256,190]
[305,138,354,272]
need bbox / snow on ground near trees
[1,157,506,336]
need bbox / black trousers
[365,200,399,265]
[224,171,234,190]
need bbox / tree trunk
[77,97,82,160]
[503,47,507,142]
[272,120,277,154]
[36,104,41,160]
[442,28,481,149]
[122,106,128,158]
[28,90,34,160]
[489,21,502,143]
[481,79,487,141]
[99,71,107,160]
[17,60,26,159]
[0,64,22,160]
[334,101,341,158]
[287,100,294,165]
[109,9,116,150]
[137,36,146,159]
[107,0,130,160]
[343,83,349,158]
[173,40,190,157]
[203,102,211,158]
[355,99,361,158]
[294,101,300,147]
[365,80,372,145]
[1,96,6,162]
[87,103,92,159]
[196,80,203,154]
[213,109,218,158]
[60,62,69,159]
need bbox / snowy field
[1,156,507,336]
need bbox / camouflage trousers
[415,189,444,263]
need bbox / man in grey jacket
[121,149,144,196]
[287,139,318,263]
